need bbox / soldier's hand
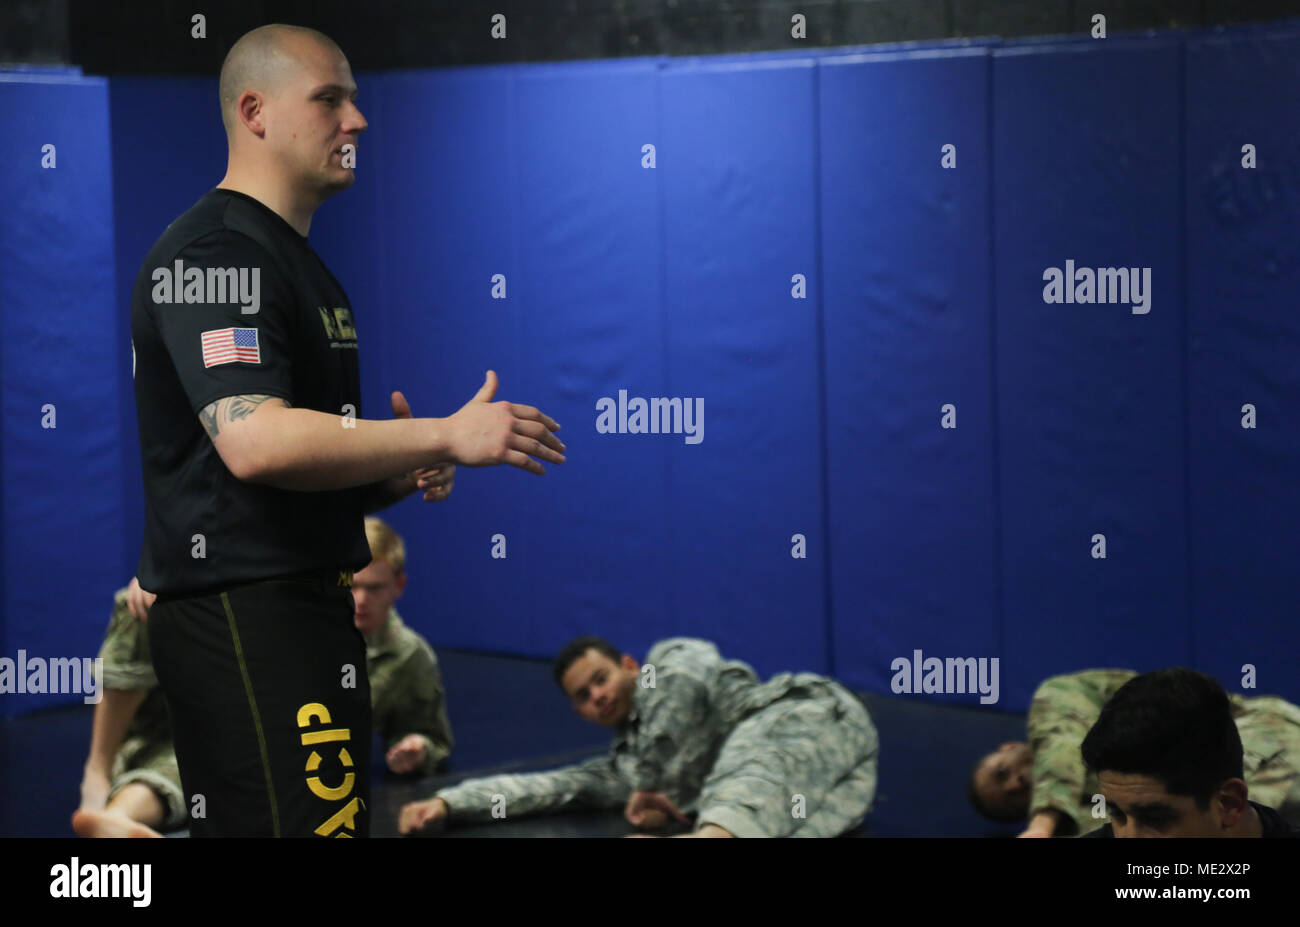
[444,371,565,475]
[415,465,454,502]
[625,791,690,830]
[126,576,157,622]
[1017,812,1059,838]
[390,391,455,501]
[398,797,449,835]
[386,734,428,774]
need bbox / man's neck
[362,613,392,647]
[1231,804,1264,838]
[217,168,318,237]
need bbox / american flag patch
[201,327,261,368]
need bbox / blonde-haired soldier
[356,517,454,776]
[73,524,452,839]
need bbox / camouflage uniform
[365,608,454,776]
[97,587,187,829]
[433,637,879,836]
[1027,669,1300,834]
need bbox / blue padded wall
[0,74,120,714]
[993,39,1189,708]
[509,60,670,660]
[4,20,1299,716]
[1184,27,1300,702]
[364,62,674,665]
[658,58,825,676]
[821,48,998,701]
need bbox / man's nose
[343,102,367,134]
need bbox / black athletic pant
[149,572,371,837]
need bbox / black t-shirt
[1080,801,1297,838]
[131,188,372,595]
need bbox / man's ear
[394,570,407,598]
[237,91,268,138]
[1215,778,1251,827]
[621,655,639,673]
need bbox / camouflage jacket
[434,637,842,822]
[365,609,454,776]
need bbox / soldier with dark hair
[969,668,1300,837]
[399,636,878,837]
[1081,668,1296,838]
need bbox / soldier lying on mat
[73,517,453,837]
[398,636,879,837]
[969,667,1300,837]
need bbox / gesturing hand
[445,371,565,475]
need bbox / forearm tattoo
[199,394,290,438]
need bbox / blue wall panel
[0,76,121,713]
[1184,28,1300,704]
[376,62,672,662]
[507,61,669,662]
[370,66,668,664]
[993,39,1188,709]
[374,68,526,654]
[659,59,826,677]
[820,49,1000,702]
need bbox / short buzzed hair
[218,24,342,137]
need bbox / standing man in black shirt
[130,24,565,837]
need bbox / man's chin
[314,171,355,199]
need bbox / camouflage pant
[695,682,878,837]
[109,736,187,830]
